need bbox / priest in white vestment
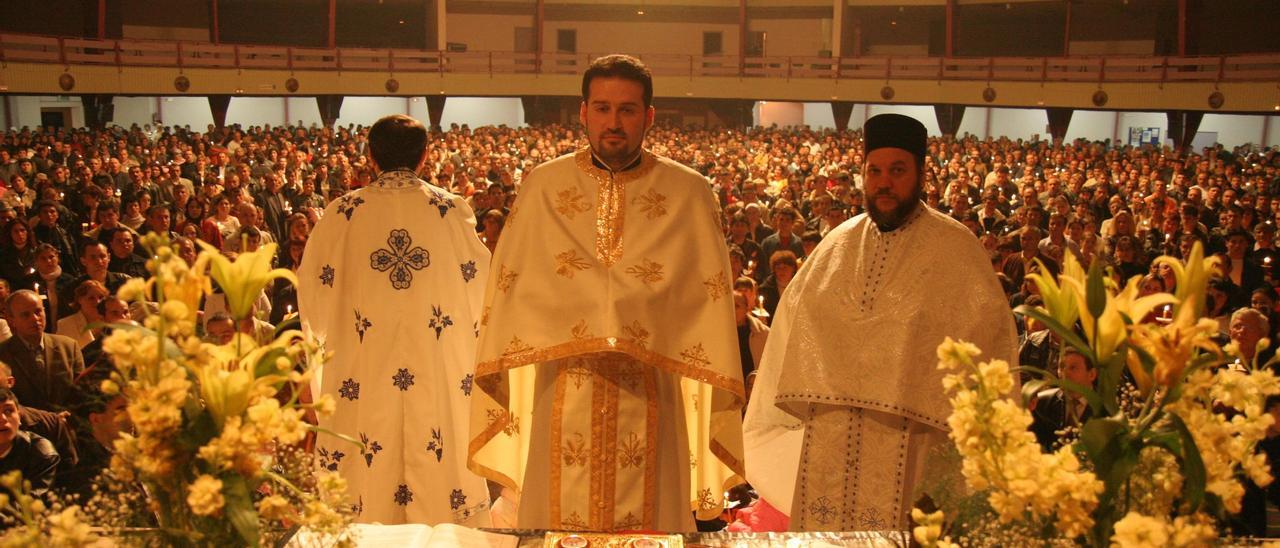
[743,114,1018,532]
[299,115,491,526]
[468,55,746,533]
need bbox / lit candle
[286,304,294,315]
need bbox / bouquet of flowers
[916,243,1280,547]
[2,234,355,547]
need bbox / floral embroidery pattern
[339,378,360,401]
[429,305,453,339]
[808,496,837,525]
[634,188,668,219]
[354,310,372,343]
[336,195,364,220]
[570,320,592,340]
[615,512,642,530]
[563,433,588,466]
[427,428,443,462]
[394,484,414,506]
[320,264,335,287]
[703,271,729,301]
[555,249,591,279]
[449,489,467,511]
[486,409,520,436]
[370,229,430,290]
[460,374,474,396]
[554,187,590,219]
[619,432,645,468]
[698,488,719,511]
[563,511,588,530]
[392,368,415,391]
[495,265,518,293]
[360,433,382,467]
[427,188,456,218]
[460,260,478,283]
[318,447,345,471]
[625,258,664,286]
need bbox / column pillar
[426,95,447,131]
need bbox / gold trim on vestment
[476,336,745,403]
[550,364,568,526]
[643,366,658,528]
[573,147,657,268]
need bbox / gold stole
[549,354,658,531]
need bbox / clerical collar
[588,148,644,174]
[371,168,422,190]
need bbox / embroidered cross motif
[809,496,837,525]
[335,195,364,220]
[623,320,650,349]
[459,374,473,396]
[449,489,467,511]
[320,264,335,287]
[634,187,668,219]
[554,187,590,219]
[680,343,711,369]
[555,249,592,279]
[495,265,518,293]
[392,368,415,391]
[427,188,456,218]
[427,428,444,462]
[503,336,532,356]
[625,258,664,286]
[570,320,592,340]
[703,271,729,301]
[354,310,372,343]
[697,488,719,511]
[429,305,453,339]
[360,433,382,467]
[339,378,360,401]
[370,228,430,290]
[394,484,414,506]
[460,260,478,283]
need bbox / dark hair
[368,115,428,171]
[0,386,19,407]
[581,54,653,108]
[769,250,799,272]
[801,230,823,244]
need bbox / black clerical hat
[864,113,927,162]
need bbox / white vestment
[744,206,1017,531]
[299,169,492,526]
[469,148,746,533]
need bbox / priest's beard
[868,183,923,232]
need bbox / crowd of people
[0,117,1277,521]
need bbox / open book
[288,523,518,548]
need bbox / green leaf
[1169,414,1207,512]
[1021,378,1048,406]
[1086,260,1107,320]
[222,475,261,548]
[253,348,289,379]
[1080,417,1127,474]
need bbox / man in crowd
[0,291,86,412]
[469,54,745,532]
[299,115,492,526]
[744,113,1017,531]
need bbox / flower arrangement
[917,243,1280,546]
[1,234,354,546]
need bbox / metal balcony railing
[3,32,1280,84]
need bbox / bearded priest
[743,113,1018,532]
[468,54,745,533]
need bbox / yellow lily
[195,361,254,428]
[1027,256,1082,330]
[1066,272,1174,365]
[196,241,298,321]
[163,252,212,320]
[1153,242,1218,325]
[1129,316,1220,392]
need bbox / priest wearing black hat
[743,113,1019,531]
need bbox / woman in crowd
[57,279,109,348]
[201,195,240,252]
[0,220,38,288]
